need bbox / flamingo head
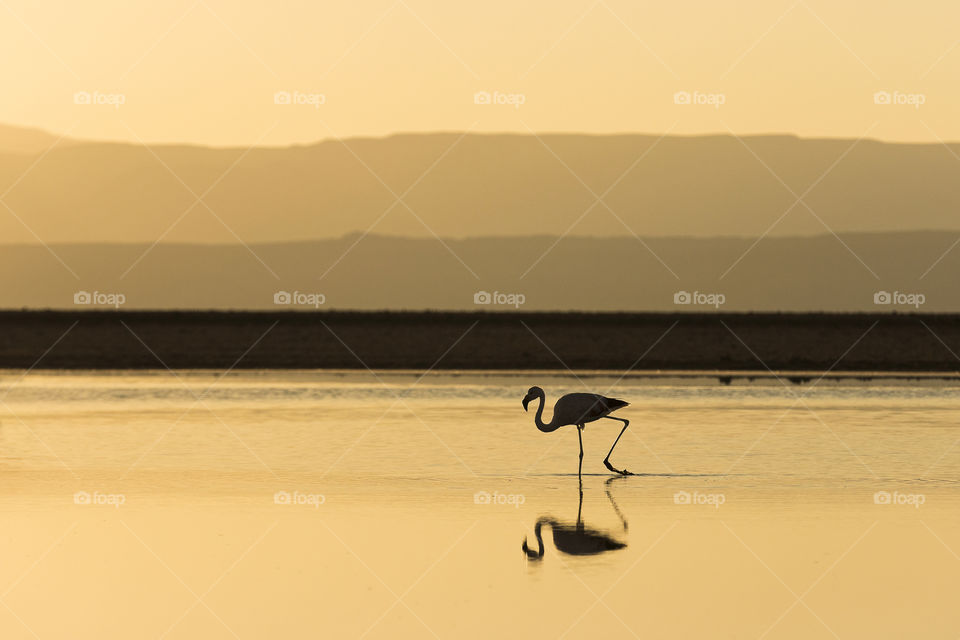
[522,386,542,412]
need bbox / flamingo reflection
[522,478,628,561]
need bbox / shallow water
[0,370,958,638]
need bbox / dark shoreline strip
[0,311,959,372]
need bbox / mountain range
[3,125,960,244]
[1,124,957,311]
[0,232,956,311]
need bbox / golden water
[0,371,957,638]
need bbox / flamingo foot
[603,458,634,476]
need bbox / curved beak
[522,393,534,412]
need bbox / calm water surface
[0,370,957,638]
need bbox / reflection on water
[0,371,959,638]
[523,477,628,560]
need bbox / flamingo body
[549,392,629,428]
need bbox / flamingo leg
[577,424,584,477]
[602,417,634,476]
[577,481,584,531]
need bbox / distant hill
[3,129,960,243]
[0,124,78,155]
[1,232,957,311]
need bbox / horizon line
[6,122,960,152]
[0,228,956,249]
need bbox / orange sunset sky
[2,0,959,146]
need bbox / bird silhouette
[522,386,633,476]
[522,477,628,560]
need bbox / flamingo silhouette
[522,477,628,560]
[522,386,633,476]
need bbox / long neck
[533,392,561,432]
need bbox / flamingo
[522,386,633,476]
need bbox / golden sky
[2,0,959,146]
